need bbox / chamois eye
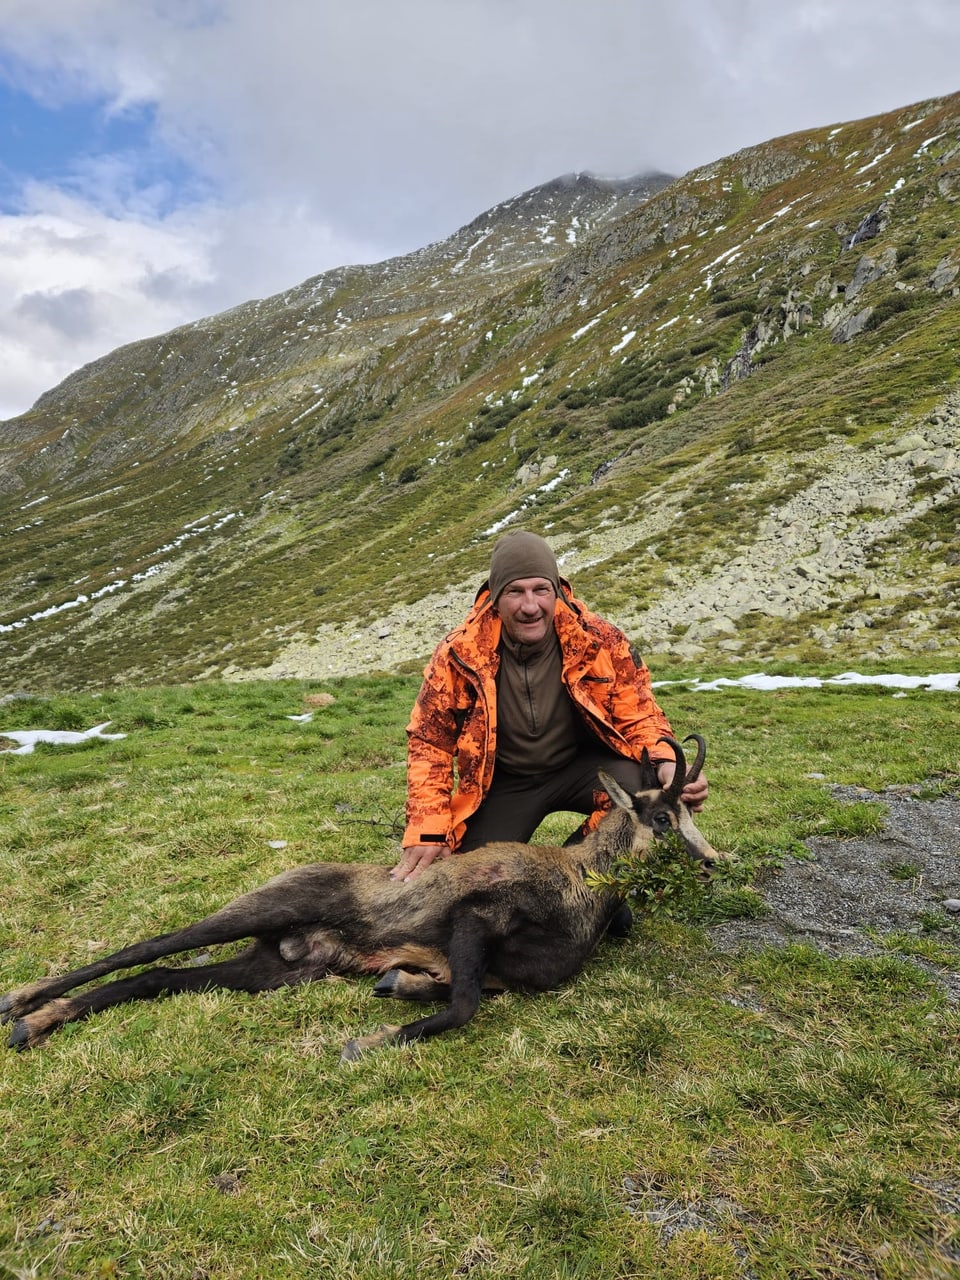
[652,810,671,833]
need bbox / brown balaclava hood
[488,530,560,603]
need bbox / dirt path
[708,785,960,1001]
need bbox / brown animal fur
[2,736,725,1059]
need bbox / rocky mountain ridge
[1,92,959,691]
[240,401,960,682]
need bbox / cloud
[1,0,959,418]
[17,286,99,340]
[0,182,215,416]
[0,176,389,419]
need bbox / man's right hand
[390,843,453,882]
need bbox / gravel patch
[709,784,960,1000]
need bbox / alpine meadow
[1,92,959,1280]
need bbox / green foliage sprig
[586,829,760,924]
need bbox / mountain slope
[1,95,959,691]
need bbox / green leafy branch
[587,829,763,924]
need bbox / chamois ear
[597,770,635,811]
[638,746,660,790]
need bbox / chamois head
[598,734,723,870]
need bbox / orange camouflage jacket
[403,579,676,851]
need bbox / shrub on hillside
[607,390,674,430]
[864,292,925,329]
[715,297,757,319]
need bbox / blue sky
[0,0,958,420]
[0,82,204,219]
[0,84,138,191]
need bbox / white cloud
[0,179,390,418]
[0,184,215,416]
[1,0,959,417]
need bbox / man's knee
[593,754,645,796]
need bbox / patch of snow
[451,230,492,274]
[915,134,944,156]
[1,723,127,754]
[657,672,960,694]
[481,469,571,536]
[856,146,893,175]
[571,313,606,341]
[291,398,326,425]
[701,244,743,277]
[755,196,809,233]
[1,514,243,633]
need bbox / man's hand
[656,760,709,812]
[390,842,453,882]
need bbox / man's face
[495,576,557,644]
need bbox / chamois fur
[2,736,724,1059]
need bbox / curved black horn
[681,734,707,785]
[656,736,686,800]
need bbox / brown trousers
[458,747,647,851]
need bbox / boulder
[831,307,874,343]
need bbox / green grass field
[1,672,958,1279]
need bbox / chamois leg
[373,970,508,1003]
[373,970,452,1003]
[0,870,342,1024]
[341,922,489,1060]
[6,940,302,1050]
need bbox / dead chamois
[2,735,727,1059]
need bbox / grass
[1,674,959,1278]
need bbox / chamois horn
[681,733,707,785]
[656,736,687,801]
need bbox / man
[391,529,707,882]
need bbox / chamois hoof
[372,970,401,997]
[339,1023,401,1062]
[340,1038,364,1063]
[606,904,633,938]
[7,1019,33,1051]
[1,986,48,1023]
